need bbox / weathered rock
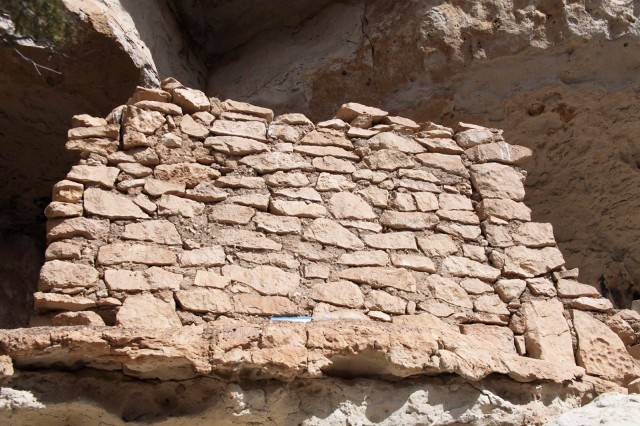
[33,292,96,312]
[124,106,165,135]
[52,311,105,326]
[470,163,525,201]
[44,202,83,219]
[228,193,269,210]
[52,180,84,203]
[512,222,556,248]
[477,199,531,221]
[134,100,182,115]
[412,192,438,212]
[122,220,182,245]
[415,137,463,154]
[441,256,501,282]
[571,297,614,312]
[391,254,436,272]
[364,149,414,171]
[240,153,312,173]
[369,132,425,154]
[502,246,565,277]
[84,188,149,219]
[495,279,527,302]
[208,204,255,224]
[172,87,210,113]
[144,179,186,197]
[210,120,267,141]
[213,229,282,251]
[365,290,406,314]
[417,234,459,257]
[310,281,364,308]
[232,294,298,316]
[157,195,205,217]
[338,250,389,267]
[335,103,388,122]
[437,210,479,225]
[38,260,99,291]
[185,182,228,202]
[522,299,575,366]
[67,124,120,140]
[265,171,309,188]
[311,156,356,173]
[67,165,120,188]
[461,324,516,353]
[154,163,219,188]
[327,192,376,220]
[216,176,266,189]
[193,271,230,289]
[97,243,177,266]
[548,393,640,426]
[303,219,364,250]
[254,213,302,235]
[178,247,225,268]
[300,129,353,149]
[459,278,493,295]
[223,265,299,296]
[415,153,468,177]
[474,294,510,315]
[46,217,109,241]
[421,274,473,309]
[465,141,532,165]
[270,200,327,218]
[293,145,358,160]
[363,232,417,250]
[45,241,81,261]
[339,267,416,292]
[224,99,274,121]
[273,188,322,202]
[176,289,233,313]
[526,277,557,297]
[380,211,438,230]
[454,128,493,148]
[116,294,182,328]
[179,115,209,138]
[557,279,601,298]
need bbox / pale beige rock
[310,281,364,308]
[240,152,312,173]
[441,256,501,282]
[304,264,330,279]
[300,129,353,149]
[417,234,459,257]
[462,245,486,262]
[216,176,266,189]
[390,192,417,211]
[123,106,165,134]
[495,279,527,302]
[383,115,420,130]
[312,156,356,173]
[119,162,153,178]
[317,118,348,130]
[172,87,210,113]
[254,212,301,235]
[338,250,389,266]
[327,192,376,220]
[439,193,473,211]
[265,171,309,188]
[470,163,525,201]
[273,187,322,202]
[52,180,84,203]
[303,218,364,250]
[461,324,516,353]
[154,163,219,188]
[526,277,557,297]
[123,220,182,245]
[393,178,440,192]
[176,289,233,313]
[418,299,455,317]
[352,169,388,183]
[571,297,614,312]
[52,311,105,326]
[522,299,575,366]
[557,279,601,298]
[104,269,148,292]
[223,99,274,121]
[66,137,120,156]
[465,141,532,165]
[222,265,299,296]
[33,292,97,311]
[38,260,99,291]
[145,267,183,290]
[47,217,109,241]
[227,193,269,210]
[293,145,358,160]
[364,232,417,250]
[413,192,439,212]
[573,309,640,385]
[205,135,269,155]
[364,149,415,171]
[72,114,108,128]
[185,182,228,202]
[133,194,157,214]
[236,252,299,269]
[436,222,482,240]
[380,211,438,230]
[213,229,282,251]
[157,194,205,218]
[208,204,255,224]
[368,310,392,321]
[316,173,357,191]
[437,210,479,225]
[67,124,120,139]
[211,120,267,141]
[459,278,493,294]
[477,199,532,221]
[144,179,186,197]
[44,202,83,218]
[340,220,383,233]
[67,165,120,188]
[415,153,468,177]
[365,290,406,314]
[179,246,226,267]
[194,271,230,289]
[116,293,181,328]
[134,100,182,115]
[268,122,311,143]
[503,246,565,277]
[97,243,177,266]
[369,132,425,154]
[484,224,513,247]
[84,188,149,219]
[335,103,388,122]
[474,294,510,315]
[108,147,159,166]
[269,200,327,218]
[415,137,463,154]
[391,254,436,272]
[454,128,493,148]
[338,267,416,292]
[512,222,556,248]
[421,274,473,309]
[179,115,209,138]
[45,241,81,261]
[233,294,298,316]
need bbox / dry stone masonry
[25,78,640,392]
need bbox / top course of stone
[32,77,640,387]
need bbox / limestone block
[178,247,226,267]
[47,217,109,241]
[557,279,601,298]
[352,169,388,183]
[421,274,473,309]
[311,156,356,173]
[265,171,309,188]
[293,145,358,160]
[154,163,219,188]
[143,179,186,197]
[415,153,468,177]
[461,324,516,353]
[522,299,575,366]
[270,200,327,218]
[338,250,389,266]
[477,199,532,221]
[303,218,364,250]
[338,267,416,292]
[223,99,274,122]
[213,229,282,251]
[116,294,181,328]
[470,163,525,201]
[67,165,120,188]
[300,129,353,149]
[512,222,556,248]
[474,294,510,315]
[310,281,364,308]
[97,243,177,266]
[84,188,149,219]
[364,232,417,250]
[45,241,82,261]
[52,180,84,203]
[133,194,157,214]
[123,220,182,245]
[417,234,458,257]
[240,152,313,174]
[503,246,565,277]
[38,260,99,291]
[368,132,425,154]
[571,297,614,312]
[526,277,557,297]
[123,106,165,134]
[465,141,532,165]
[232,294,298,316]
[44,202,83,218]
[205,135,269,155]
[391,254,436,272]
[211,120,267,141]
[413,192,438,212]
[441,256,501,282]
[273,188,322,202]
[254,212,302,235]
[365,290,406,314]
[33,292,96,312]
[495,279,527,302]
[364,149,415,171]
[66,137,120,156]
[216,176,266,189]
[439,193,473,211]
[222,265,299,296]
[236,252,299,269]
[459,278,493,294]
[193,271,230,289]
[415,137,463,154]
[327,192,376,220]
[176,289,233,313]
[390,192,416,211]
[157,194,205,218]
[52,311,105,326]
[454,128,493,148]
[437,210,479,225]
[335,103,388,122]
[67,124,119,140]
[72,114,108,127]
[208,204,255,224]
[108,147,160,166]
[172,87,210,113]
[380,211,438,230]
[134,100,182,115]
[436,222,482,240]
[179,115,209,138]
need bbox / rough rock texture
[548,393,640,426]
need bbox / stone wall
[34,79,640,387]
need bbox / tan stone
[364,149,415,171]
[293,145,358,160]
[459,278,493,294]
[254,212,301,235]
[300,129,353,149]
[605,311,639,345]
[304,263,330,279]
[240,152,313,173]
[327,192,376,220]
[340,220,383,233]
[205,135,269,155]
[116,293,181,328]
[573,309,640,385]
[522,299,575,366]
[66,137,120,156]
[67,165,120,188]
[194,271,230,289]
[208,204,255,224]
[503,246,565,277]
[157,194,205,218]
[413,192,439,212]
[364,232,417,250]
[154,163,218,188]
[312,156,356,173]
[144,179,186,197]
[352,169,388,183]
[84,188,149,219]
[418,299,455,317]
[185,182,228,202]
[232,294,298,316]
[210,119,267,141]
[495,279,527,302]
[227,193,269,210]
[390,254,436,272]
[357,186,388,208]
[462,245,486,262]
[571,297,614,312]
[119,163,153,178]
[97,243,177,266]
[176,289,233,313]
[369,132,425,154]
[439,193,473,211]
[222,265,299,296]
[365,290,406,314]
[223,99,274,122]
[38,260,99,291]
[392,178,440,192]
[172,87,210,113]
[273,187,322,202]
[123,106,165,134]
[474,294,510,315]
[421,274,473,309]
[47,217,109,241]
[44,202,83,218]
[465,141,532,165]
[441,256,501,282]
[133,194,157,214]
[417,234,458,257]
[310,281,364,308]
[415,137,463,154]
[461,324,516,353]
[52,311,105,326]
[526,277,557,297]
[380,211,438,230]
[72,114,108,128]
[108,147,159,166]
[338,250,389,266]
[179,246,226,267]
[415,153,468,177]
[265,171,309,188]
[213,229,282,251]
[303,218,364,250]
[338,267,416,292]
[122,220,182,245]
[104,269,148,292]
[236,252,299,269]
[270,200,327,218]
[33,292,96,311]
[179,115,209,138]
[45,241,81,261]
[470,163,525,201]
[67,124,120,139]
[216,176,266,189]
[134,100,182,115]
[52,180,84,203]
[454,127,493,148]
[390,192,416,211]
[512,222,556,247]
[477,199,532,221]
[335,103,388,122]
[557,279,600,298]
[484,224,513,247]
[436,222,482,240]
